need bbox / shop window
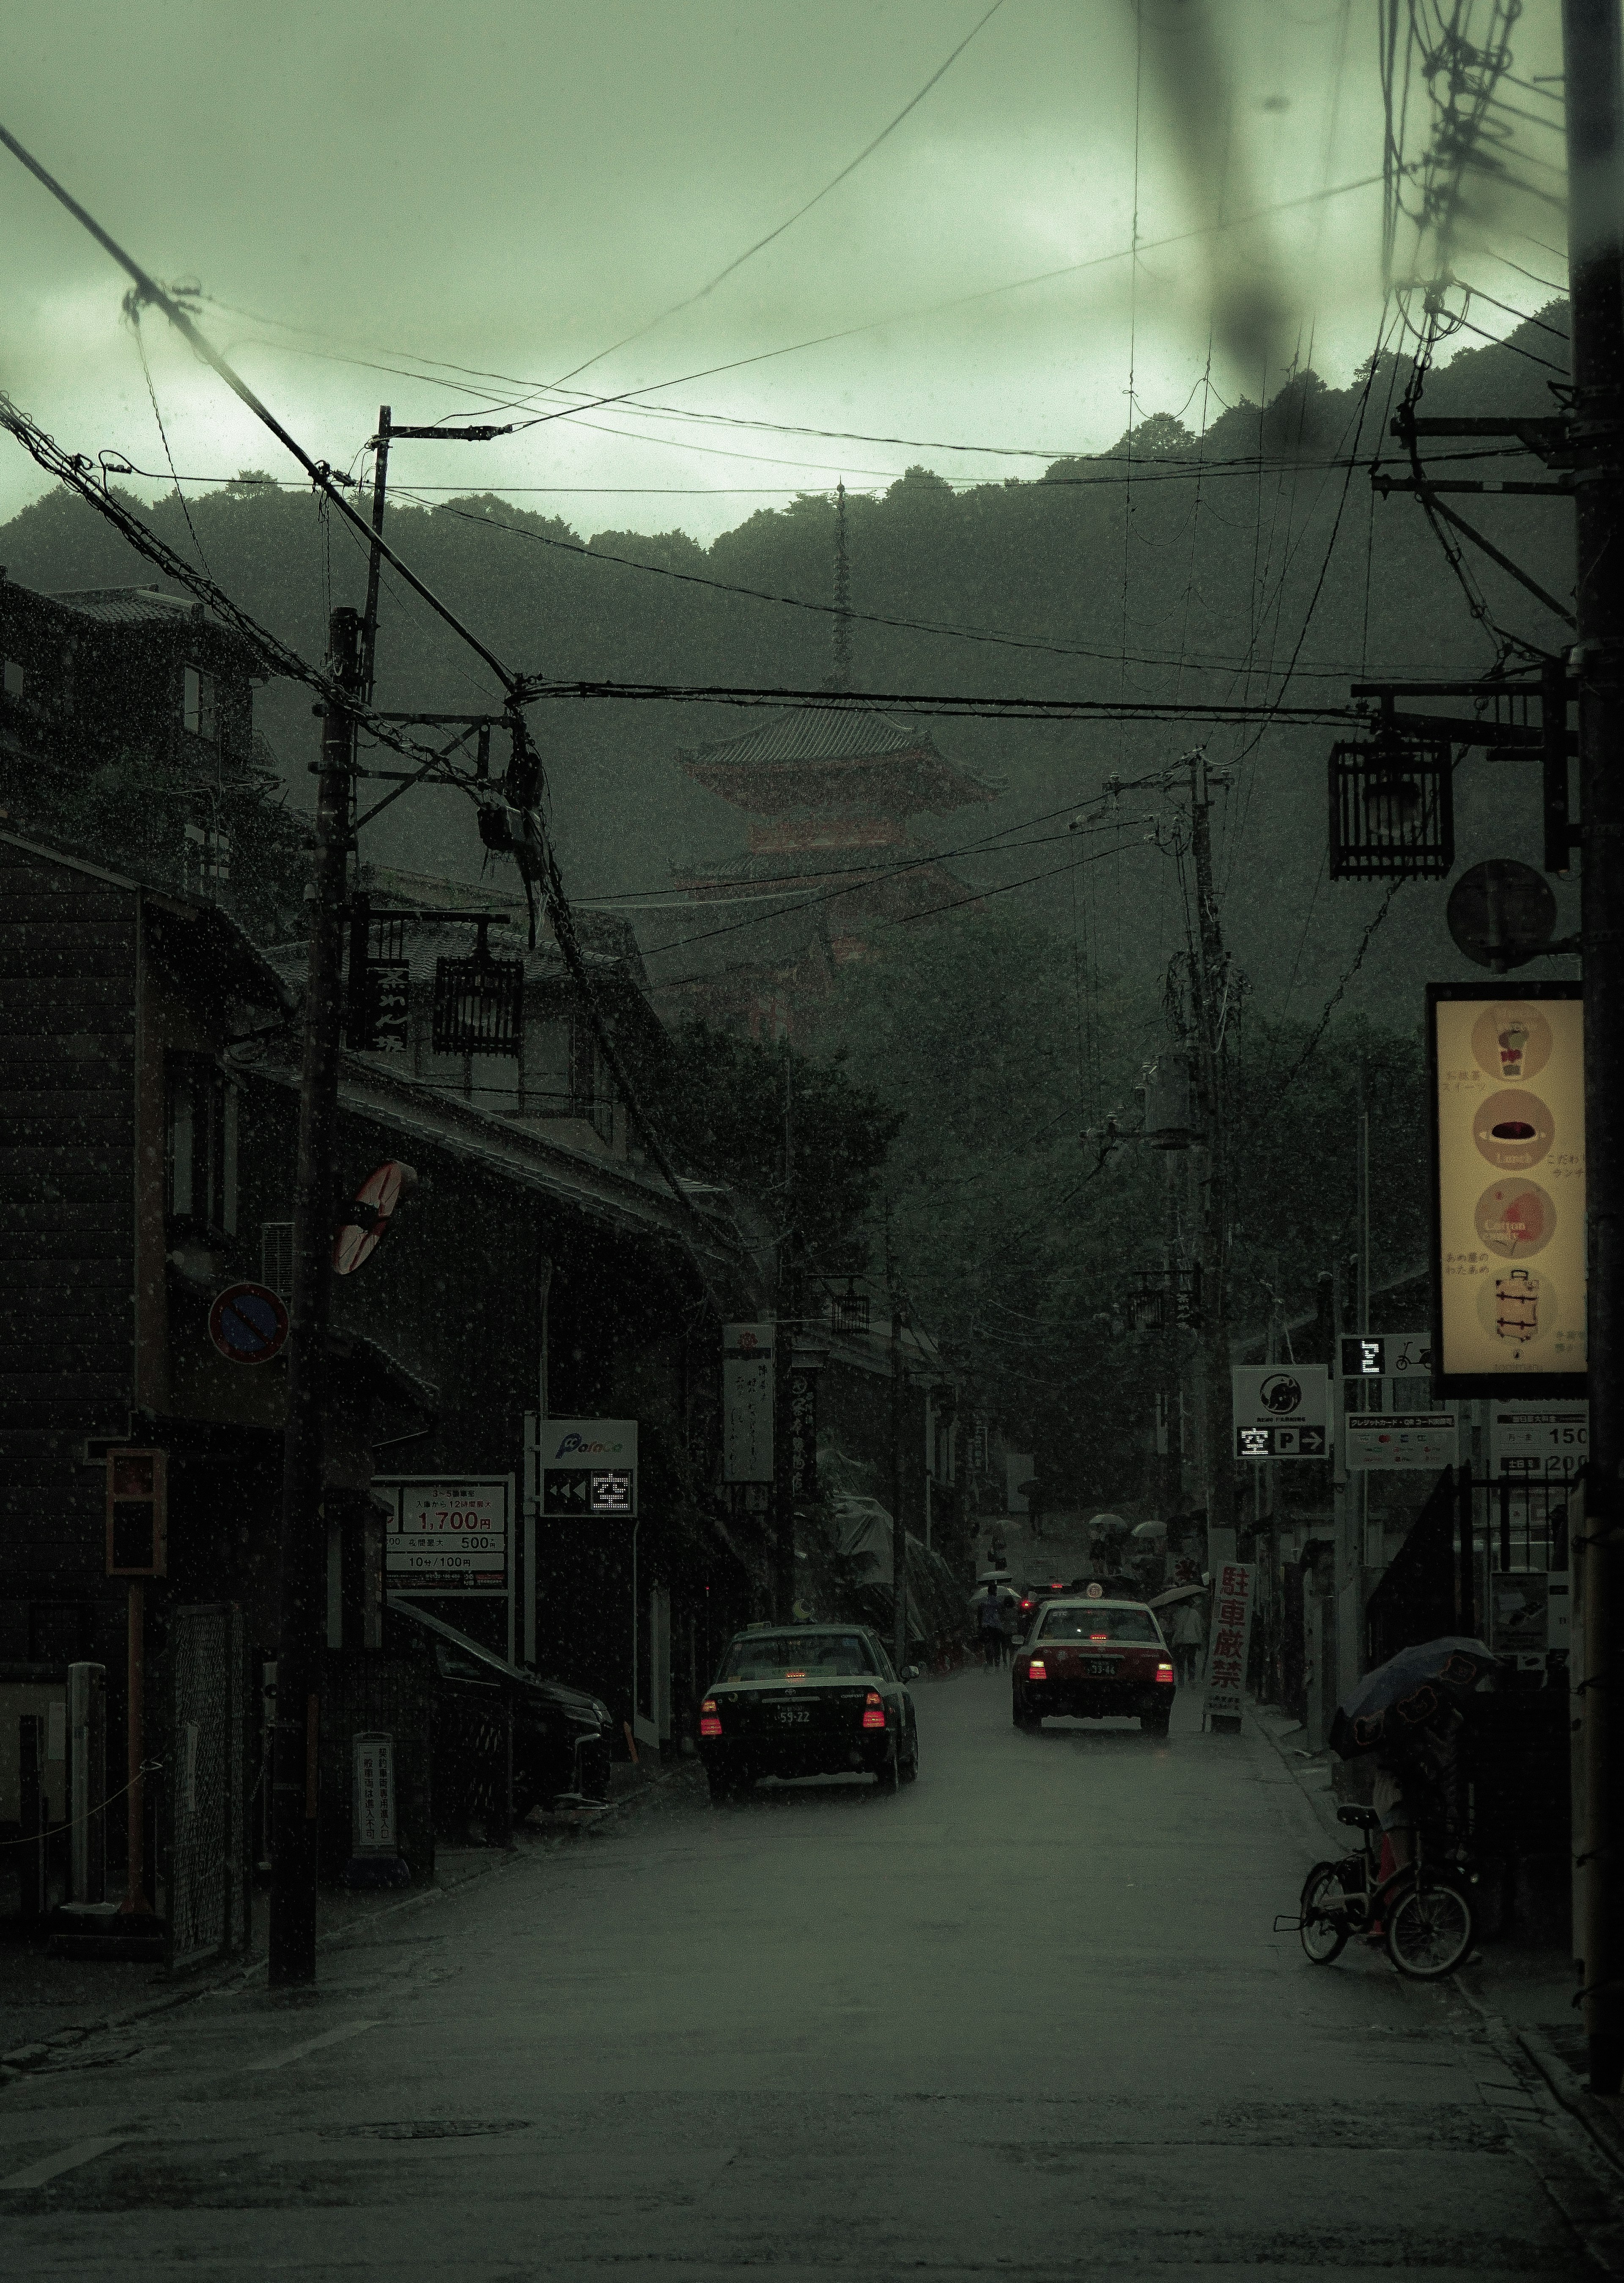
[166,1054,237,1239]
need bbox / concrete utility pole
[890,1291,908,1679]
[269,606,361,1988]
[772,1044,797,1625]
[1183,752,1238,1566]
[1563,0,1624,2100]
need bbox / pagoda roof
[680,705,1000,815]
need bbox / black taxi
[1011,1592,1176,1736]
[698,1623,920,1800]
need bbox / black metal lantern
[432,922,524,1057]
[1328,734,1455,879]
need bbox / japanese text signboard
[1489,1401,1588,1477]
[1343,1412,1460,1471]
[1206,1563,1254,1726]
[723,1324,774,1483]
[1232,1366,1330,1460]
[537,1421,638,1522]
[379,1476,511,1594]
[1428,984,1586,1396]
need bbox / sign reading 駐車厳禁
[1206,1562,1255,1730]
[1428,984,1586,1397]
[538,1421,638,1522]
[722,1324,774,1484]
[1231,1366,1331,1460]
[379,1476,512,1595]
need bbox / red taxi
[1012,1593,1175,1736]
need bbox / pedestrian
[998,1589,1015,1667]
[1168,1594,1205,1688]
[977,1582,1004,1669]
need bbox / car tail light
[861,1689,886,1730]
[1155,1662,1174,1684]
[699,1697,722,1737]
[1026,1657,1047,1680]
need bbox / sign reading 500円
[1429,985,1586,1395]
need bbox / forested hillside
[1,311,1574,1043]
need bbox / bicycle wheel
[1385,1878,1474,1979]
[1298,1861,1349,1965]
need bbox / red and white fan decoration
[333,1159,417,1277]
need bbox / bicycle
[1278,1803,1477,1980]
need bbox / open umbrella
[1131,1518,1168,1541]
[1150,1583,1204,1610]
[1329,1637,1500,1758]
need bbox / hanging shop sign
[379,1475,512,1594]
[1343,1412,1459,1471]
[1232,1366,1330,1460]
[537,1421,638,1521]
[1488,1400,1588,1477]
[722,1324,774,1484]
[1428,983,1586,1396]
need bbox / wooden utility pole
[269,605,360,1987]
[1563,0,1624,2100]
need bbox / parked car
[698,1622,920,1800]
[390,1601,614,1829]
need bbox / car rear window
[720,1632,877,1679]
[1037,1606,1159,1643]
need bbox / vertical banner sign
[1206,1562,1255,1725]
[351,1732,397,1855]
[1429,984,1586,1394]
[723,1325,774,1483]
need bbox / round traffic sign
[208,1281,290,1365]
[1446,859,1557,970]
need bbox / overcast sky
[0,0,1567,543]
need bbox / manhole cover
[321,2120,533,2141]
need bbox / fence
[160,1604,250,1972]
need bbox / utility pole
[1563,0,1624,2101]
[890,1292,908,1679]
[772,1041,797,1624]
[269,605,361,1988]
[1183,751,1238,1567]
[360,406,392,704]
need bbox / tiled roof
[679,707,930,770]
[49,585,201,625]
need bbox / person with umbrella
[1333,1640,1497,1904]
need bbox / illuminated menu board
[1429,983,1586,1396]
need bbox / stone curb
[1248,1692,1624,2186]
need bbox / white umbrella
[1131,1518,1168,1540]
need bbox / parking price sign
[380,1477,511,1594]
[1232,1367,1331,1460]
[1489,1402,1588,1476]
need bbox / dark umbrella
[1330,1637,1501,1759]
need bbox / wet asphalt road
[2,1670,1617,2281]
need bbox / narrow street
[2,1675,1611,2281]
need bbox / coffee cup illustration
[1498,1022,1528,1078]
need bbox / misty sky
[0,0,1567,544]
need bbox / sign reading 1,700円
[379,1476,511,1594]
[1429,984,1586,1396]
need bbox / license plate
[1085,1658,1116,1677]
[776,1705,811,1725]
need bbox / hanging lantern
[1328,735,1454,879]
[432,922,524,1057]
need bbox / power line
[552,0,1007,389]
